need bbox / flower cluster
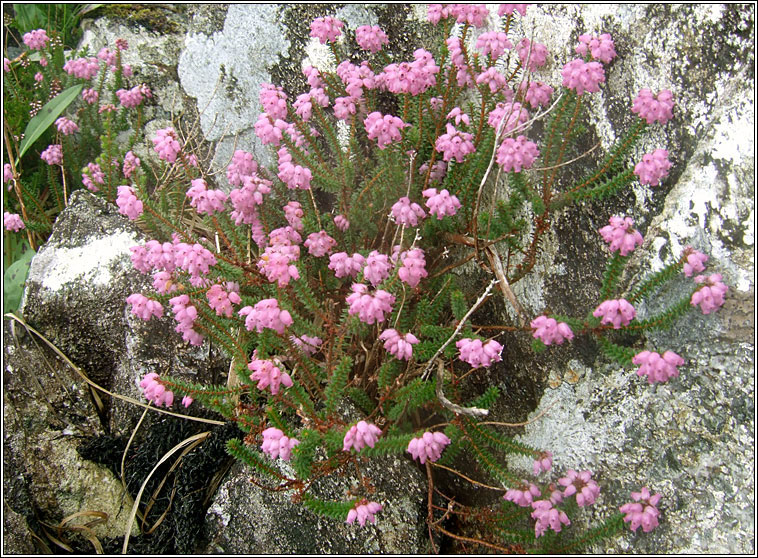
[261,427,299,460]
[140,373,174,407]
[632,350,685,384]
[346,500,382,526]
[152,127,182,163]
[632,89,675,125]
[116,186,143,220]
[379,329,419,360]
[599,215,644,256]
[310,16,344,44]
[397,248,428,288]
[391,197,427,227]
[435,123,475,163]
[126,293,164,321]
[530,316,574,346]
[186,179,228,215]
[456,338,503,368]
[248,355,293,395]
[364,112,408,149]
[558,469,601,507]
[561,59,605,96]
[23,29,50,50]
[355,25,388,53]
[593,299,636,329]
[239,298,293,334]
[634,149,671,186]
[407,432,451,464]
[575,33,617,64]
[691,273,728,314]
[423,188,461,219]
[343,421,382,452]
[346,283,395,324]
[619,487,662,533]
[505,482,541,507]
[496,136,540,173]
[4,212,25,232]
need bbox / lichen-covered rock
[202,454,429,554]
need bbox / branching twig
[485,245,528,327]
[435,360,489,417]
[420,278,499,381]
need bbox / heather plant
[3,14,152,308]
[10,4,731,553]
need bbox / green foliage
[596,336,637,366]
[225,438,281,481]
[386,377,438,421]
[377,359,402,391]
[599,252,629,301]
[468,386,500,410]
[3,247,35,311]
[323,356,352,416]
[17,84,83,161]
[359,433,414,457]
[291,429,321,480]
[450,288,468,321]
[628,258,686,304]
[347,386,376,415]
[301,494,356,521]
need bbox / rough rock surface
[3,3,753,555]
[203,455,429,554]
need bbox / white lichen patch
[30,231,139,292]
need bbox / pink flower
[533,451,553,476]
[169,294,203,345]
[186,178,228,215]
[346,500,383,526]
[682,248,708,277]
[418,160,447,183]
[4,212,25,232]
[632,89,674,125]
[362,251,392,286]
[435,123,475,163]
[174,241,217,281]
[364,112,408,149]
[496,135,540,172]
[499,4,528,17]
[449,4,490,27]
[82,162,104,192]
[152,127,182,163]
[115,38,129,51]
[290,335,323,355]
[634,149,671,186]
[140,373,174,407]
[329,252,366,279]
[531,500,570,537]
[34,72,43,83]
[63,57,100,80]
[116,186,143,220]
[379,328,420,361]
[283,201,304,231]
[619,487,662,533]
[153,271,178,295]
[520,81,554,109]
[23,29,50,50]
[127,293,164,321]
[355,25,389,53]
[691,273,728,314]
[593,299,636,329]
[334,96,357,120]
[248,356,293,395]
[517,38,548,71]
[476,31,513,60]
[407,431,450,464]
[226,150,259,186]
[239,299,293,334]
[40,144,63,165]
[123,151,140,179]
[530,316,574,346]
[229,174,272,224]
[259,83,288,120]
[598,215,644,256]
[391,197,427,227]
[632,350,684,384]
[3,58,10,72]
[334,214,350,231]
[206,283,242,318]
[488,101,529,134]
[82,87,99,104]
[116,85,148,108]
[3,164,12,184]
[561,58,605,96]
[343,420,382,452]
[505,482,541,507]
[261,427,299,460]
[277,147,312,190]
[182,395,193,408]
[422,188,461,220]
[558,469,600,506]
[446,107,470,127]
[346,283,395,324]
[98,47,117,67]
[254,114,287,145]
[258,244,300,287]
[398,248,428,288]
[305,230,337,257]
[456,338,504,368]
[310,16,344,44]
[575,33,617,64]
